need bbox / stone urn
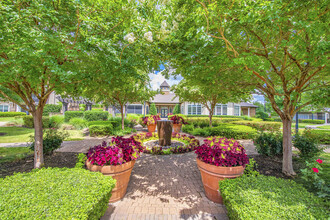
[157,120,173,146]
[147,124,156,132]
[173,124,182,133]
[86,160,135,202]
[196,158,244,204]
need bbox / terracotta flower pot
[86,160,135,202]
[147,124,156,132]
[196,158,244,204]
[173,124,182,133]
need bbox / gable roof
[151,93,180,104]
[240,102,259,108]
[160,81,170,87]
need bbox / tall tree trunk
[33,109,44,168]
[120,105,125,130]
[282,118,296,176]
[209,112,213,128]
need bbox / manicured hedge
[89,124,113,136]
[88,121,120,128]
[43,104,62,116]
[307,129,330,145]
[0,112,26,117]
[64,111,84,122]
[219,175,329,220]
[232,120,282,131]
[84,111,109,121]
[0,168,116,219]
[23,116,54,128]
[186,115,243,118]
[299,119,325,124]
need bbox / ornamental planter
[147,124,156,132]
[86,160,135,203]
[173,124,182,133]
[196,158,244,204]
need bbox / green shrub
[108,117,129,129]
[304,129,330,145]
[0,112,27,117]
[191,127,211,136]
[23,116,54,128]
[64,111,84,122]
[243,158,259,177]
[43,104,62,116]
[69,118,88,130]
[113,128,136,136]
[182,124,194,133]
[75,153,87,169]
[186,115,243,118]
[0,167,116,219]
[254,131,283,156]
[49,115,64,128]
[299,119,325,124]
[173,104,181,114]
[219,175,329,220]
[149,103,157,115]
[84,111,109,121]
[91,108,104,111]
[29,128,68,154]
[293,133,321,159]
[89,124,113,136]
[232,120,281,132]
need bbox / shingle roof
[160,81,170,87]
[240,102,259,108]
[151,93,180,104]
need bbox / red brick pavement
[101,152,228,220]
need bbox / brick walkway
[101,152,228,220]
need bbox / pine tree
[149,103,157,115]
[173,104,181,114]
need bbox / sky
[149,64,182,90]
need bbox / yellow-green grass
[0,117,15,122]
[317,125,330,130]
[0,127,85,143]
[0,147,33,163]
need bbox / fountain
[157,119,173,146]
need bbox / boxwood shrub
[23,116,54,128]
[232,120,282,131]
[0,112,27,117]
[89,124,113,136]
[299,119,325,124]
[0,168,116,219]
[219,175,329,220]
[64,111,84,122]
[186,115,243,118]
[84,111,109,121]
[43,104,62,116]
[305,129,330,145]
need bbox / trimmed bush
[84,111,109,121]
[149,103,157,115]
[254,131,283,156]
[186,115,243,118]
[0,112,26,117]
[182,124,194,133]
[69,118,88,129]
[23,116,54,128]
[232,120,281,132]
[49,115,64,128]
[219,175,328,220]
[108,117,129,129]
[0,168,116,219]
[299,119,325,124]
[89,124,113,136]
[43,104,62,116]
[305,129,330,145]
[293,133,321,158]
[64,111,84,122]
[29,129,68,154]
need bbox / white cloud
[148,71,182,90]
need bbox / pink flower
[312,168,319,173]
[316,159,323,164]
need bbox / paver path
[101,152,228,220]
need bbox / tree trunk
[282,118,296,176]
[33,109,44,168]
[120,105,125,130]
[209,112,213,128]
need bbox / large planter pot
[86,160,135,202]
[196,158,244,204]
[173,124,182,133]
[147,124,156,132]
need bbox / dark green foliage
[149,103,157,115]
[42,104,62,116]
[173,104,181,114]
[219,175,329,220]
[108,117,129,129]
[293,133,321,158]
[0,112,26,117]
[182,124,194,133]
[256,109,269,120]
[254,132,283,156]
[49,115,64,128]
[304,129,330,145]
[83,111,109,121]
[0,168,116,219]
[299,119,325,124]
[23,116,54,128]
[89,124,113,136]
[29,129,68,154]
[186,115,243,118]
[64,111,84,122]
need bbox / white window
[127,104,142,114]
[234,105,240,116]
[222,105,227,115]
[0,105,9,112]
[188,104,202,115]
[214,104,222,115]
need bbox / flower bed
[131,132,200,155]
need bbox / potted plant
[86,136,143,202]
[195,137,249,204]
[142,115,160,132]
[169,115,188,133]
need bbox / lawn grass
[0,127,85,143]
[317,125,330,130]
[0,117,15,122]
[0,147,33,163]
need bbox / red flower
[312,168,319,173]
[316,159,323,164]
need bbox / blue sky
[149,64,182,90]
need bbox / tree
[167,0,329,175]
[0,0,138,168]
[173,104,181,114]
[150,103,157,115]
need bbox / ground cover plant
[0,168,116,219]
[219,175,329,220]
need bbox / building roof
[240,102,259,108]
[151,93,180,104]
[160,81,170,87]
